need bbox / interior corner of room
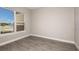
[0,7,79,51]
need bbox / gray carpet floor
[0,36,77,51]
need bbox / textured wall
[31,8,74,42]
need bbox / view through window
[0,8,14,34]
[0,8,24,34]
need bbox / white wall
[0,7,31,44]
[31,8,74,43]
[0,7,75,45]
[75,8,79,49]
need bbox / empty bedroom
[0,7,79,51]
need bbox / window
[0,8,25,34]
[16,12,24,31]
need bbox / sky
[0,7,14,23]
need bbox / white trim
[24,13,26,31]
[14,11,16,32]
[30,34,75,44]
[0,34,76,47]
[0,34,30,46]
[0,31,25,36]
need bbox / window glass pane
[16,12,24,31]
[0,8,14,34]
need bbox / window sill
[0,31,26,36]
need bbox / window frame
[0,8,26,36]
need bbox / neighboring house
[0,23,13,33]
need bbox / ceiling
[27,7,40,10]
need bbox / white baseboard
[0,34,30,46]
[0,34,75,47]
[30,34,75,44]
